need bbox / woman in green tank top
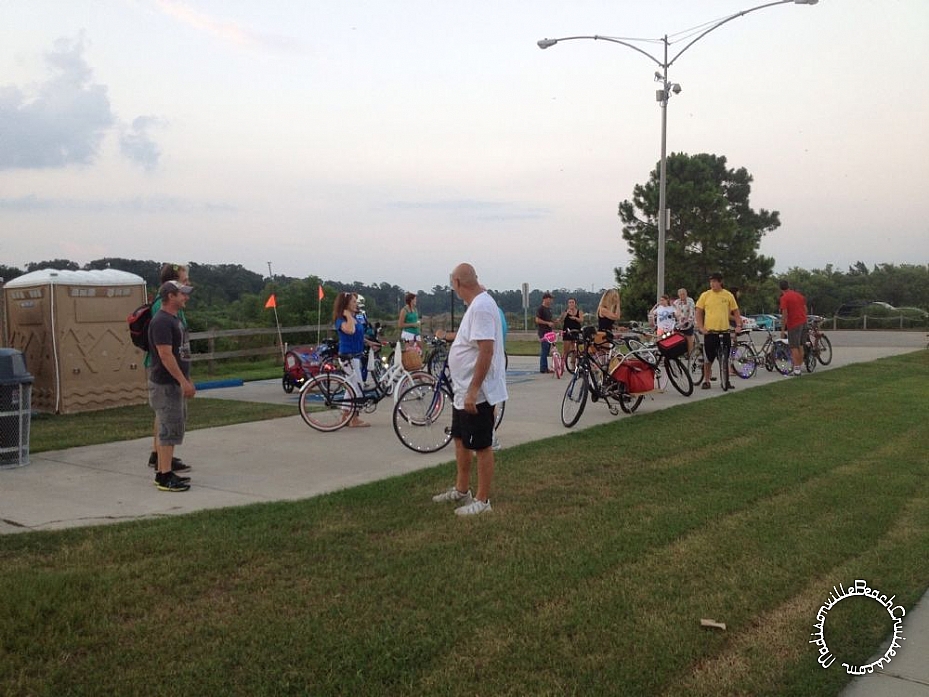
[398,292,421,343]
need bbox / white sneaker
[432,487,473,504]
[491,433,501,451]
[455,499,492,516]
[792,367,802,376]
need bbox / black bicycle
[561,326,646,427]
[704,330,734,392]
[392,350,505,453]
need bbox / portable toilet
[2,269,149,414]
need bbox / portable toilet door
[2,269,149,414]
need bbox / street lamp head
[671,83,682,94]
[794,0,818,4]
[537,38,558,49]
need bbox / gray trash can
[0,348,34,469]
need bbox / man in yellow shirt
[695,272,742,390]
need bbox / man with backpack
[142,263,193,475]
[148,280,197,492]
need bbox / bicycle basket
[401,345,423,370]
[656,332,687,359]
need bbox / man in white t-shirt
[432,263,508,516]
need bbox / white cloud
[119,116,166,172]
[0,35,168,172]
[0,34,114,169]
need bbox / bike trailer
[283,340,338,387]
[656,331,687,359]
[610,358,655,395]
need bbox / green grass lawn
[2,351,927,696]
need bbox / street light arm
[537,35,664,69]
[668,0,815,69]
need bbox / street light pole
[538,0,818,304]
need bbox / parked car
[747,314,781,331]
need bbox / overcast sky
[1,0,927,293]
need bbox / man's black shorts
[451,402,495,451]
[703,331,731,364]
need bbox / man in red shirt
[778,280,808,376]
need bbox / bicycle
[543,331,565,378]
[392,353,505,453]
[729,328,793,379]
[701,330,736,391]
[560,327,649,427]
[422,336,449,378]
[297,342,434,432]
[618,332,694,397]
[807,315,833,365]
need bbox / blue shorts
[148,381,187,446]
[451,402,495,451]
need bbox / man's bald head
[452,263,478,287]
[451,263,482,302]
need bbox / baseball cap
[159,280,193,297]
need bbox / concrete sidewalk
[1,332,926,695]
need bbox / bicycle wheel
[618,392,644,414]
[392,383,453,453]
[298,373,357,432]
[392,370,436,403]
[718,342,733,391]
[564,350,577,375]
[664,356,694,396]
[282,374,295,394]
[560,370,588,428]
[494,401,505,430]
[552,350,564,378]
[688,347,705,378]
[426,345,448,378]
[653,363,669,392]
[804,344,817,373]
[624,338,659,366]
[730,343,757,379]
[815,334,833,365]
[772,342,792,375]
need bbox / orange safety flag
[318,285,324,301]
[265,294,277,309]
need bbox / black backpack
[127,303,153,351]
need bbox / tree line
[2,257,926,334]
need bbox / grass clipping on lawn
[1,351,927,697]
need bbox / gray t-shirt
[148,309,191,384]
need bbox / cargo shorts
[148,381,187,446]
